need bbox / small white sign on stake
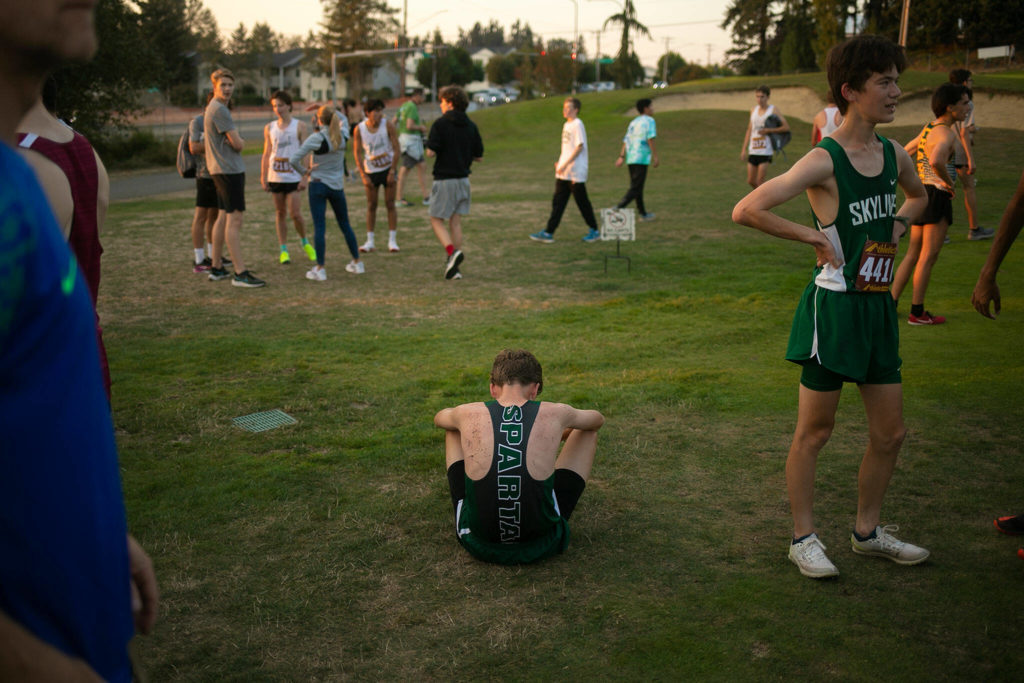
[600,208,636,241]
[599,208,635,273]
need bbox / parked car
[471,89,509,106]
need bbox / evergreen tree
[509,21,536,50]
[48,0,153,143]
[319,0,399,97]
[188,1,223,65]
[722,0,775,74]
[138,0,193,93]
[775,0,817,72]
[248,22,280,98]
[812,0,846,68]
[458,20,505,49]
[224,23,250,72]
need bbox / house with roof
[194,48,403,104]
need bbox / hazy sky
[202,0,735,68]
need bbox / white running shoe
[851,525,930,565]
[345,261,365,274]
[359,241,374,253]
[388,242,400,253]
[305,267,327,281]
[788,533,839,578]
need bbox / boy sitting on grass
[434,350,604,564]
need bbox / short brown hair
[491,349,543,394]
[210,68,234,86]
[271,90,292,108]
[439,85,469,111]
[826,34,907,115]
[931,83,969,118]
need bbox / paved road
[110,154,262,201]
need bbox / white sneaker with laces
[388,242,400,253]
[851,525,930,565]
[305,267,327,281]
[789,533,839,578]
[345,261,365,274]
[359,240,374,253]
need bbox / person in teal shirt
[614,98,659,221]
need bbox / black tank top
[463,401,561,543]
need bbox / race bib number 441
[855,240,897,292]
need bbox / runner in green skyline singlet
[733,35,931,580]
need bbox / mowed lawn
[106,83,1024,680]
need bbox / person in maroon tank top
[17,91,111,400]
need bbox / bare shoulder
[434,401,487,429]
[538,401,604,431]
[779,146,835,189]
[536,401,572,416]
[19,149,72,236]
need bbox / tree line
[723,0,1024,75]
[50,0,718,148]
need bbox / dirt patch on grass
[655,86,1024,131]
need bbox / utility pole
[662,37,671,83]
[431,42,438,105]
[568,0,578,94]
[588,30,602,82]
[898,0,911,47]
[400,0,408,96]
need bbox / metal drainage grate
[232,409,298,433]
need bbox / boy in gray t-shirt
[203,68,264,287]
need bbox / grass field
[109,84,1024,680]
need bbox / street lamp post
[568,0,578,93]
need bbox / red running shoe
[908,311,946,325]
[995,515,1024,535]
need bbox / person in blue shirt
[0,2,159,679]
[614,98,660,221]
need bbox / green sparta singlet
[785,135,902,383]
[455,400,569,565]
